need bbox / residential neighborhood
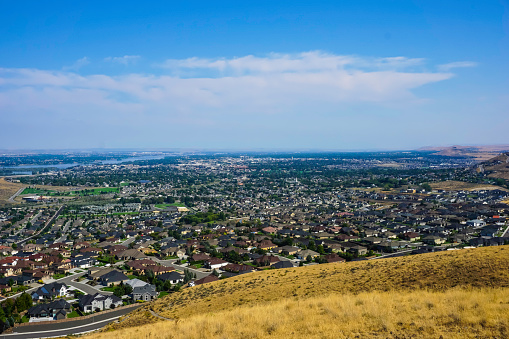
[0,152,508,333]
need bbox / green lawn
[101,286,116,292]
[53,273,66,279]
[67,310,80,318]
[155,203,187,209]
[158,291,169,298]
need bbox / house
[466,219,486,227]
[132,284,158,301]
[98,270,129,286]
[402,232,421,241]
[271,261,294,269]
[253,255,280,266]
[276,246,300,256]
[71,256,96,269]
[116,249,148,261]
[323,253,346,263]
[204,258,229,270]
[422,235,446,245]
[223,263,255,274]
[191,274,219,286]
[189,253,210,262]
[296,249,320,260]
[31,282,68,301]
[88,267,115,280]
[79,293,123,313]
[124,278,151,289]
[340,243,368,256]
[157,271,184,284]
[27,299,71,320]
[258,240,277,250]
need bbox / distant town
[0,150,508,334]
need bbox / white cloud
[438,61,477,72]
[159,52,426,75]
[0,51,459,146]
[62,57,90,71]
[104,55,141,65]
[0,52,489,149]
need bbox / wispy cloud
[159,52,426,75]
[1,51,473,148]
[104,55,141,65]
[438,61,477,72]
[62,57,90,71]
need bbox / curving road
[3,305,141,339]
[8,187,25,203]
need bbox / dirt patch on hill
[431,180,508,192]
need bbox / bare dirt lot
[431,180,508,192]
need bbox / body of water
[0,154,167,171]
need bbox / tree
[420,183,432,192]
[2,299,14,316]
[14,293,32,313]
[183,269,193,283]
[308,240,316,251]
[113,285,125,298]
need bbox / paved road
[3,305,141,339]
[12,212,41,237]
[155,259,210,280]
[2,272,87,301]
[55,220,71,243]
[500,224,509,238]
[369,249,414,260]
[121,237,136,247]
[67,279,112,296]
[16,206,64,246]
[7,187,25,203]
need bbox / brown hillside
[478,152,509,180]
[90,246,509,338]
[0,178,25,205]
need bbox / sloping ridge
[87,246,509,338]
[477,152,509,180]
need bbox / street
[3,305,141,339]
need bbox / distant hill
[419,144,509,161]
[475,152,509,180]
[85,246,509,339]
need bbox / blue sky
[0,0,508,150]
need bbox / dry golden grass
[87,246,509,339]
[0,177,25,204]
[87,288,509,339]
[431,180,508,192]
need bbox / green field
[155,203,186,208]
[22,186,119,197]
[74,187,120,196]
[22,188,52,195]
